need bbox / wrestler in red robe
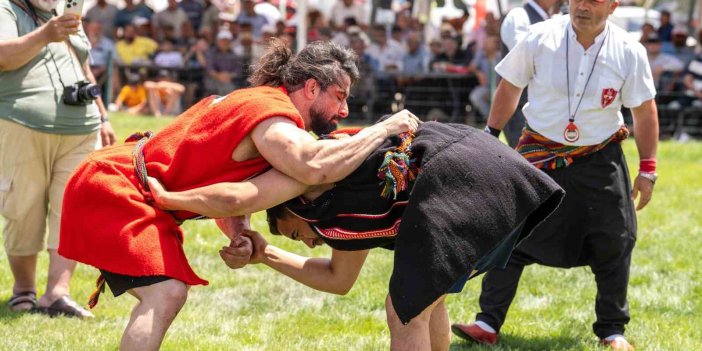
[59,86,303,286]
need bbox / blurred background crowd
[81,0,702,138]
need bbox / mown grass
[1,113,700,350]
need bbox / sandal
[32,295,94,319]
[8,291,37,312]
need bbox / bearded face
[308,103,340,136]
[29,0,58,12]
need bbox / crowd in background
[83,0,702,125]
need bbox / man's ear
[303,78,319,99]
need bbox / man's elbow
[327,283,353,295]
[297,163,328,185]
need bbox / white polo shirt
[496,16,656,146]
[500,0,550,50]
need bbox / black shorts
[100,270,171,297]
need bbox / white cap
[218,12,236,22]
[216,30,233,41]
[132,16,149,26]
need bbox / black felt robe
[287,122,565,324]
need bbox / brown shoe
[8,291,37,312]
[32,296,94,319]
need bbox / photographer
[0,0,115,318]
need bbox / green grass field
[1,113,701,350]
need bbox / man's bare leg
[7,254,37,311]
[428,296,450,351]
[386,294,442,351]
[147,90,163,117]
[163,92,179,116]
[38,249,73,304]
[121,279,189,351]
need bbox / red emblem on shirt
[601,88,618,108]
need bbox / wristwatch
[638,172,658,184]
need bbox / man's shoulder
[0,0,16,15]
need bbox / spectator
[154,39,184,68]
[367,25,405,72]
[261,24,277,45]
[132,16,152,37]
[682,29,702,107]
[204,30,242,95]
[644,34,684,92]
[306,9,326,43]
[671,26,696,67]
[152,0,188,40]
[182,38,209,107]
[84,0,118,39]
[391,25,407,49]
[114,72,148,115]
[402,31,430,74]
[254,0,282,28]
[236,0,269,39]
[348,33,379,119]
[233,31,262,81]
[644,34,685,92]
[639,22,655,43]
[330,0,369,31]
[331,17,358,47]
[179,0,205,32]
[430,34,472,74]
[84,19,116,100]
[428,37,444,62]
[113,0,152,36]
[469,35,502,121]
[178,22,198,51]
[115,23,158,65]
[0,2,115,319]
[145,70,185,117]
[199,0,220,40]
[657,10,673,42]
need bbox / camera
[63,80,101,106]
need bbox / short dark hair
[266,204,287,235]
[248,39,359,92]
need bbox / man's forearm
[261,246,367,295]
[261,245,343,294]
[0,30,50,71]
[297,125,389,184]
[159,169,310,218]
[632,99,659,160]
[486,80,524,130]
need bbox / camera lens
[78,83,102,102]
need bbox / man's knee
[140,280,189,312]
[385,295,433,331]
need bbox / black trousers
[475,142,637,339]
[503,92,528,148]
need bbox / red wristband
[639,158,657,173]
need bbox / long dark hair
[248,39,360,93]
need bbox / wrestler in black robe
[284,121,564,324]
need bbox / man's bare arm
[220,231,369,295]
[630,99,659,211]
[485,79,524,130]
[148,168,311,218]
[0,15,79,71]
[252,110,419,185]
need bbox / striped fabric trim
[335,201,409,219]
[314,218,402,240]
[515,124,629,170]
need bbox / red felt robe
[59,86,303,285]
